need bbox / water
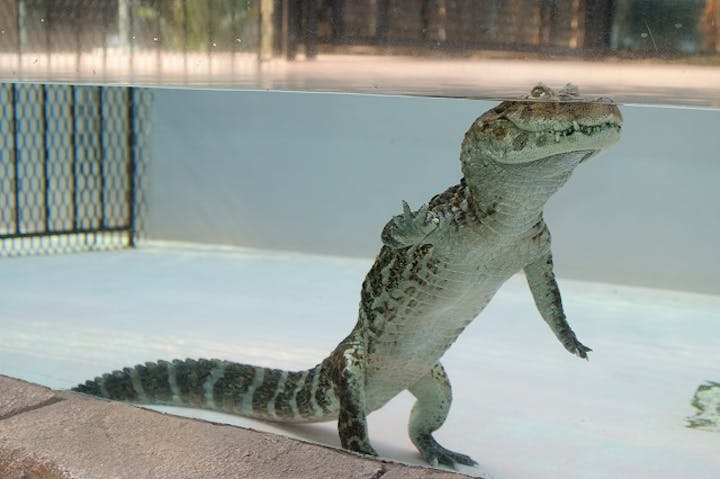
[1,88,719,479]
[145,89,720,295]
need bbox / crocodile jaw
[463,84,623,166]
[477,117,621,166]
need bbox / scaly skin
[73,84,622,469]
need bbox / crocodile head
[461,84,622,172]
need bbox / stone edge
[0,375,477,479]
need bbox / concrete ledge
[0,376,59,419]
[0,375,475,479]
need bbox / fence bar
[43,0,51,74]
[126,88,137,247]
[182,0,188,79]
[14,0,22,76]
[97,87,106,229]
[11,83,20,235]
[41,84,50,232]
[70,85,78,231]
[0,225,130,240]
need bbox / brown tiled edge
[0,375,477,479]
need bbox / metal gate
[0,83,150,256]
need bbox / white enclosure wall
[145,90,720,295]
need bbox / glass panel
[0,0,718,106]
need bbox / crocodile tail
[71,358,339,423]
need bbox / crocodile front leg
[524,252,592,359]
[408,363,477,468]
[381,201,441,249]
[329,334,378,456]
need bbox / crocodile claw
[417,435,478,470]
[382,201,441,249]
[570,339,592,360]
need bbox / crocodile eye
[531,86,549,98]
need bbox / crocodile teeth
[526,121,617,145]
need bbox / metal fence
[0,83,150,256]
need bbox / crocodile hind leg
[408,362,477,468]
[329,335,378,456]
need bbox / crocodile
[73,84,622,468]
[687,381,720,432]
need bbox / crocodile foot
[417,434,478,469]
[565,335,592,360]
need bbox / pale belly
[362,228,548,410]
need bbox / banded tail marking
[202,361,228,410]
[267,370,289,418]
[72,359,330,421]
[210,361,257,414]
[251,368,282,415]
[273,370,308,420]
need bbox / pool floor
[1,242,718,479]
